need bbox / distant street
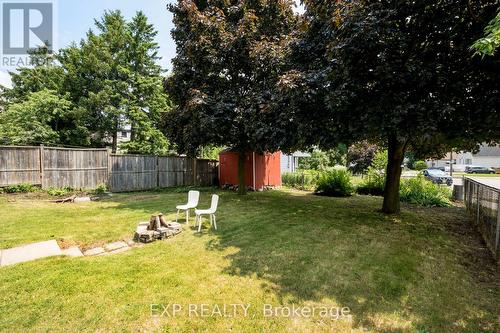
[401,171,500,190]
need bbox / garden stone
[104,241,128,252]
[74,197,91,203]
[62,246,84,257]
[0,240,62,267]
[83,247,105,256]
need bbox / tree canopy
[165,0,297,193]
[0,11,170,154]
[279,0,500,213]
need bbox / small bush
[400,176,451,207]
[413,160,428,171]
[3,183,39,193]
[93,184,108,195]
[356,150,387,196]
[46,186,74,196]
[282,170,321,190]
[356,175,385,196]
[315,169,354,197]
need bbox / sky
[0,0,304,88]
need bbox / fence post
[476,184,480,225]
[156,156,160,188]
[107,148,112,190]
[496,195,500,254]
[39,144,44,188]
[463,177,466,207]
[193,158,197,186]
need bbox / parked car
[427,166,445,172]
[465,166,495,174]
[422,169,453,186]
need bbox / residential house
[427,144,500,171]
[280,151,311,174]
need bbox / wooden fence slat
[0,146,218,191]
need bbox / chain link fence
[464,178,500,263]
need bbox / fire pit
[134,214,183,243]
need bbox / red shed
[219,150,281,190]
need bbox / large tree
[281,0,500,213]
[0,47,91,146]
[1,11,170,153]
[0,89,74,145]
[165,0,297,194]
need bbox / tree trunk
[237,151,247,195]
[112,119,119,153]
[112,131,118,154]
[382,135,406,214]
[130,124,135,142]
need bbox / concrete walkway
[1,239,136,267]
[0,240,62,267]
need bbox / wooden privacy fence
[108,155,218,192]
[464,177,500,263]
[0,146,218,192]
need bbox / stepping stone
[83,247,105,256]
[0,240,62,267]
[126,240,136,247]
[104,241,128,252]
[62,246,83,257]
[108,246,131,255]
[74,197,91,203]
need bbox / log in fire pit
[134,213,182,243]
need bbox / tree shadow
[199,191,499,332]
[105,189,498,332]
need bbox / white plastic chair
[176,190,200,224]
[195,194,219,232]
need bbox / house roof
[474,145,500,157]
[0,71,12,89]
[290,151,311,157]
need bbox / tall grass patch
[400,176,451,207]
[314,169,354,197]
[282,170,321,190]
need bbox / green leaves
[472,7,500,57]
[0,89,73,145]
[165,1,297,155]
[1,11,170,153]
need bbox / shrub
[282,170,321,190]
[314,169,354,197]
[356,150,387,196]
[347,141,378,174]
[356,174,385,196]
[93,184,108,195]
[3,183,39,193]
[46,186,74,196]
[400,176,451,207]
[413,160,428,171]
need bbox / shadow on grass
[109,189,498,332]
[198,191,498,332]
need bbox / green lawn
[455,172,500,178]
[0,189,498,332]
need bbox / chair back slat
[188,190,200,206]
[210,194,219,212]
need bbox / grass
[455,173,500,178]
[0,189,498,332]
